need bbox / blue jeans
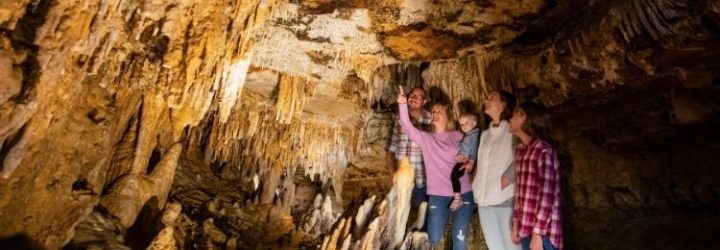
[520,235,556,250]
[411,185,428,206]
[427,192,474,250]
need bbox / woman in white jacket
[472,90,519,250]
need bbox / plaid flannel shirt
[513,138,563,249]
[386,110,431,187]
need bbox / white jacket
[472,121,515,206]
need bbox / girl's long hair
[518,102,552,142]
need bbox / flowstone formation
[1,0,719,249]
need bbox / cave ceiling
[243,0,720,113]
[244,0,555,123]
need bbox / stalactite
[483,56,520,93]
[474,53,501,98]
[615,0,692,46]
[368,63,424,107]
[423,57,486,114]
[275,73,314,124]
[194,90,360,203]
[251,2,395,83]
[218,56,252,124]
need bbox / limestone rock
[99,143,183,228]
[161,202,182,226]
[146,226,176,250]
[202,219,227,245]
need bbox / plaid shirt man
[386,110,432,187]
[513,138,563,249]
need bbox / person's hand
[455,154,468,163]
[464,161,474,174]
[501,176,511,189]
[530,234,543,250]
[397,86,407,104]
[511,221,520,244]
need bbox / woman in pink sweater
[397,87,474,250]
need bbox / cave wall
[0,0,279,247]
[478,1,720,247]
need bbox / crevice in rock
[7,0,51,104]
[145,149,162,175]
[125,197,162,249]
[0,124,26,173]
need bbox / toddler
[449,113,479,211]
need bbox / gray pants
[478,206,519,250]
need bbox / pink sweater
[399,104,472,196]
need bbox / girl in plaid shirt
[509,102,563,250]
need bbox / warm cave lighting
[220,56,252,123]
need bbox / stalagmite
[202,218,228,244]
[99,143,182,227]
[146,202,182,250]
[359,218,380,250]
[364,199,388,249]
[320,195,340,234]
[303,194,341,237]
[253,173,260,191]
[260,164,283,204]
[130,93,165,174]
[321,157,427,250]
[400,231,430,250]
[303,194,324,233]
[321,236,330,250]
[411,202,428,231]
[322,217,346,250]
[340,235,352,250]
[341,215,353,242]
[391,157,415,249]
[354,195,376,235]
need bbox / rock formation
[391,157,414,249]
